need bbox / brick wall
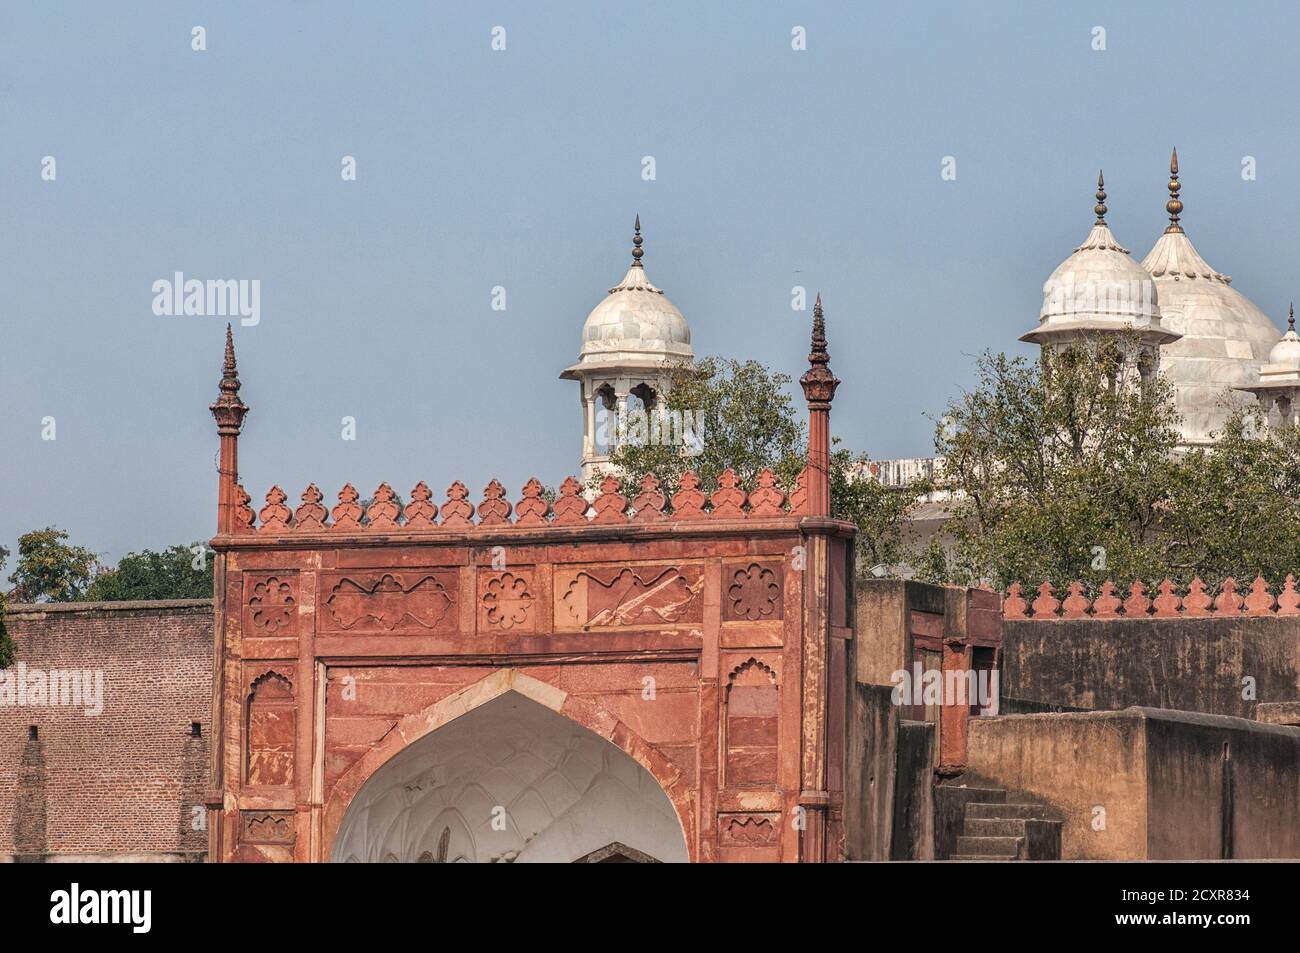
[0,600,213,862]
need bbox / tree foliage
[604,356,925,572]
[5,530,216,604]
[83,544,215,601]
[934,337,1300,589]
[603,357,807,498]
[1159,407,1300,583]
[7,527,99,603]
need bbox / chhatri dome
[1238,304,1300,429]
[560,218,695,482]
[1141,149,1281,446]
[1021,172,1179,367]
[568,215,692,368]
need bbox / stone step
[943,786,1007,804]
[965,817,1032,837]
[948,853,1019,861]
[966,802,1050,820]
[955,834,1023,857]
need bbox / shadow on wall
[964,708,1300,860]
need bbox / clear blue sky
[4,1,1300,563]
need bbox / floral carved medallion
[482,572,534,630]
[726,563,782,622]
[247,576,297,632]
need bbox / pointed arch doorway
[330,690,688,863]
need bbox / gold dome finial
[1165,147,1183,233]
[1094,170,1107,224]
[631,214,644,267]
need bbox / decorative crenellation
[1003,575,1300,620]
[235,468,811,534]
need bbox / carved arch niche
[722,657,779,788]
[245,670,295,787]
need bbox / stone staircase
[947,788,1062,861]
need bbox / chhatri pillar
[206,324,248,860]
[797,294,846,861]
[209,324,249,535]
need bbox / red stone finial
[210,324,249,436]
[800,295,839,517]
[801,295,839,406]
[212,324,249,535]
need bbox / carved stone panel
[246,671,295,787]
[478,569,538,633]
[240,809,296,845]
[319,570,459,634]
[719,812,781,847]
[243,574,299,638]
[724,657,779,788]
[554,564,705,631]
[722,562,784,623]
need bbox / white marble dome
[1023,222,1173,345]
[1022,177,1176,349]
[1142,229,1280,446]
[578,263,692,364]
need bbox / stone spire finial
[800,293,839,407]
[631,214,644,267]
[210,323,249,435]
[1094,170,1107,224]
[1165,147,1183,233]
[800,294,838,518]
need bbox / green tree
[934,339,1182,589]
[7,527,99,603]
[83,543,216,601]
[604,355,926,573]
[602,357,807,498]
[1160,407,1300,584]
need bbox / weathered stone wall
[845,580,997,859]
[966,707,1300,859]
[843,682,897,861]
[1002,616,1300,717]
[0,600,212,862]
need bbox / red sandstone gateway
[205,303,854,863]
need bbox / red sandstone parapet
[1003,575,1300,619]
[232,467,810,535]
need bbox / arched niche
[330,690,688,863]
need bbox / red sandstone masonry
[0,600,212,860]
[205,303,851,863]
[1003,575,1300,619]
[238,466,810,535]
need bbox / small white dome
[1023,173,1176,346]
[1022,177,1176,348]
[578,264,692,363]
[1236,306,1300,399]
[1265,308,1300,369]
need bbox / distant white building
[868,152,1288,564]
